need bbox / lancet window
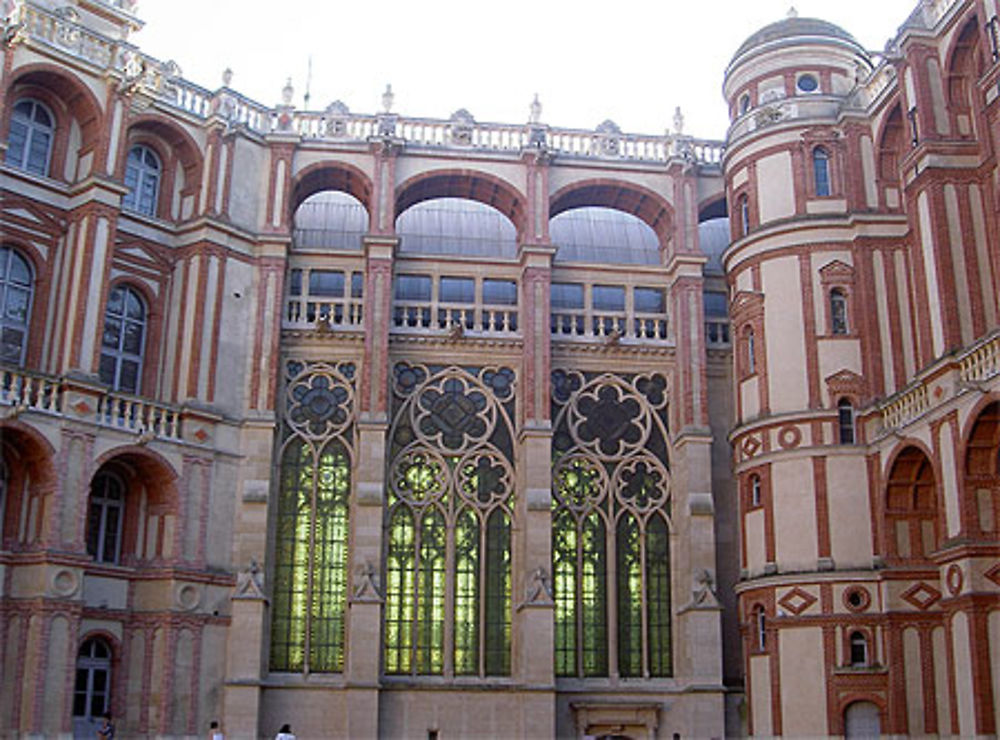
[383,364,516,677]
[270,360,355,673]
[551,370,672,678]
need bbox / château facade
[0,0,997,737]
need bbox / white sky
[134,0,919,141]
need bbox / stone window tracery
[383,364,516,676]
[270,360,355,673]
[551,370,672,678]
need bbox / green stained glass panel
[384,508,414,674]
[416,508,445,674]
[454,509,479,675]
[484,508,510,676]
[646,514,671,676]
[616,514,642,677]
[581,512,608,676]
[553,509,577,677]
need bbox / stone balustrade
[959,332,1000,384]
[0,365,63,416]
[550,308,669,343]
[12,1,725,166]
[879,381,930,432]
[285,296,364,330]
[95,391,181,440]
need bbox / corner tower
[722,11,880,737]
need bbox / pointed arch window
[813,147,831,196]
[6,99,54,176]
[123,145,161,216]
[99,285,146,394]
[0,247,34,366]
[384,364,515,677]
[551,371,673,678]
[270,361,355,674]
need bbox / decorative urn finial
[222,68,233,87]
[281,78,294,106]
[787,6,799,18]
[382,83,394,113]
[673,106,685,135]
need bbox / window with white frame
[122,145,161,216]
[0,247,34,365]
[99,285,146,394]
[86,471,125,564]
[6,99,54,176]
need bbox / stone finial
[222,67,233,87]
[382,83,394,113]
[673,105,684,135]
[787,6,799,18]
[281,77,294,106]
[529,93,542,124]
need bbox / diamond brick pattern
[900,582,941,611]
[778,587,817,616]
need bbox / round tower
[722,12,880,737]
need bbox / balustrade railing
[285,296,364,329]
[391,301,518,334]
[14,2,725,164]
[0,366,62,415]
[551,309,668,343]
[959,333,1000,383]
[879,382,930,432]
[96,392,181,440]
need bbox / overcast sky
[134,0,919,140]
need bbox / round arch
[884,444,939,563]
[5,63,104,147]
[876,104,906,182]
[125,114,205,206]
[291,161,374,224]
[961,398,1000,536]
[0,421,57,548]
[550,178,674,248]
[394,169,525,239]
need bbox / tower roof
[729,14,866,71]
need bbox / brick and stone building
[0,0,997,737]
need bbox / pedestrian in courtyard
[275,723,296,740]
[96,712,115,739]
[209,720,225,739]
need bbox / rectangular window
[482,279,517,305]
[592,285,625,312]
[439,276,475,304]
[289,269,303,297]
[634,287,665,313]
[351,271,364,298]
[308,270,345,297]
[703,291,728,317]
[551,282,584,310]
[394,274,432,301]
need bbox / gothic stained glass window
[384,364,515,677]
[270,361,355,673]
[551,370,673,678]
